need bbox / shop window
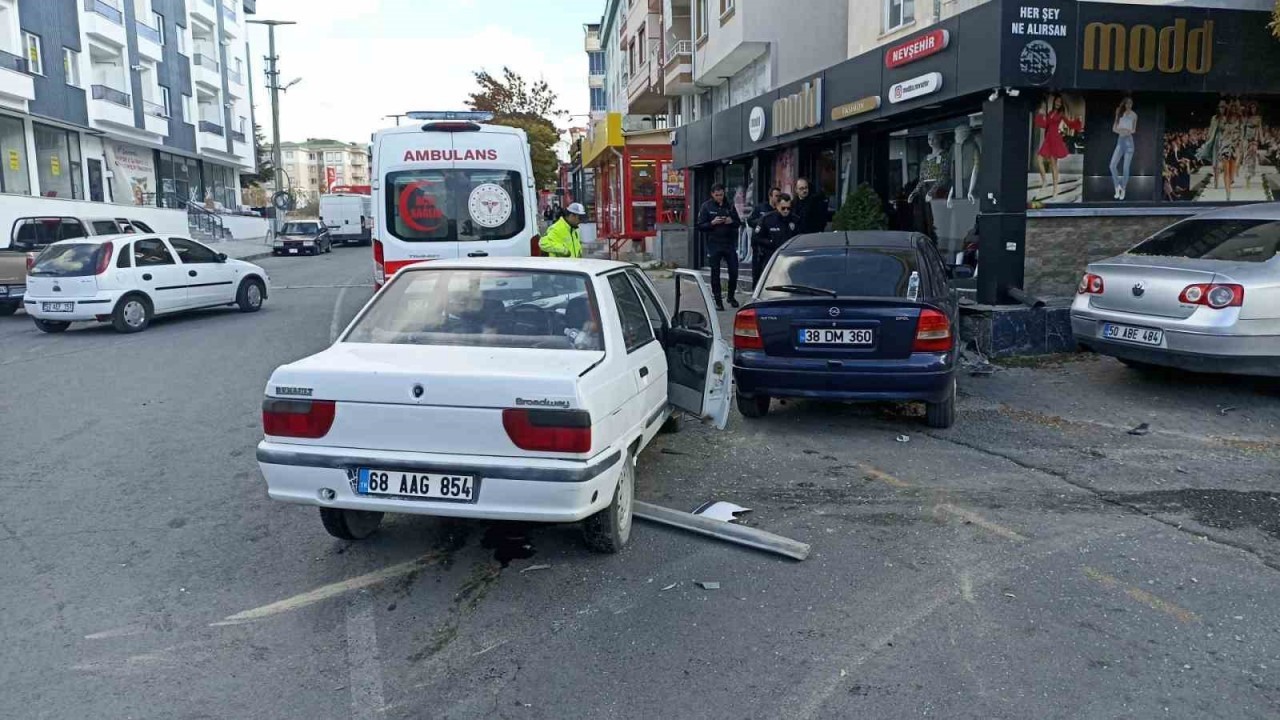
[33,123,82,200]
[884,0,914,34]
[0,115,30,195]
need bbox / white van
[370,112,538,286]
[318,193,372,246]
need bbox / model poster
[1163,96,1278,203]
[1027,92,1085,205]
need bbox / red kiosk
[583,113,686,256]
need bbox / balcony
[626,38,665,115]
[143,99,169,137]
[663,38,695,95]
[199,120,224,136]
[192,0,216,23]
[82,0,128,46]
[231,129,246,143]
[222,3,238,26]
[192,52,222,89]
[135,19,164,60]
[92,84,131,107]
[227,67,243,85]
[0,52,35,108]
[89,84,134,129]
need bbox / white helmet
[566,202,587,216]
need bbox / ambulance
[371,111,539,286]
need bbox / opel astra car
[256,258,731,553]
[1072,203,1280,376]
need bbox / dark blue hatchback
[732,232,962,428]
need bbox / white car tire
[111,294,152,334]
[319,507,384,541]
[583,454,634,554]
[237,278,265,313]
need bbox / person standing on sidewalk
[793,179,832,235]
[696,184,742,310]
[753,194,798,287]
[539,203,586,258]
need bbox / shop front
[673,0,1280,307]
[583,112,685,254]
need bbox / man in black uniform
[793,178,832,235]
[753,194,798,287]
[696,183,742,310]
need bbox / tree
[242,122,274,189]
[466,67,566,190]
[831,183,888,232]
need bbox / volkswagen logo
[1132,282,1145,298]
[412,384,425,398]
[828,307,841,317]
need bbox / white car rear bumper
[24,292,121,321]
[256,441,624,523]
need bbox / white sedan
[256,258,732,553]
[24,234,269,333]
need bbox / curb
[232,251,274,262]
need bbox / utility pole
[248,19,297,197]
[384,113,407,126]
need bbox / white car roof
[1186,202,1280,222]
[400,257,633,274]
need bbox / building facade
[275,139,370,205]
[0,0,256,215]
[673,0,1280,305]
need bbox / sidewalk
[206,236,274,262]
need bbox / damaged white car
[256,258,731,553]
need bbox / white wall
[219,213,268,241]
[0,195,188,249]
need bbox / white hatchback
[256,258,732,553]
[24,234,270,333]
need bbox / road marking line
[959,571,975,603]
[210,554,442,627]
[346,601,387,720]
[85,625,146,640]
[330,267,369,342]
[857,463,911,488]
[935,503,1026,542]
[1082,566,1199,623]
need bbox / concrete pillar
[975,93,1032,305]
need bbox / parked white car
[256,258,732,553]
[24,234,270,333]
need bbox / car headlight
[303,240,315,246]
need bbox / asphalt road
[2,250,1278,719]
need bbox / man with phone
[696,183,742,310]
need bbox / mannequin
[908,132,952,203]
[947,126,980,208]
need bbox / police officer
[696,183,742,310]
[539,203,586,258]
[753,193,798,287]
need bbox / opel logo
[828,307,841,317]
[1132,282,1145,298]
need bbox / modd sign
[772,77,823,137]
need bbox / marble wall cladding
[1024,215,1175,299]
[960,304,1076,358]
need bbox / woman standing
[1034,94,1083,200]
[1109,97,1138,200]
[1196,99,1228,188]
[1218,100,1244,201]
[1243,100,1262,189]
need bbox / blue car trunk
[755,297,924,361]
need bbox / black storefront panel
[953,0,1005,98]
[882,16,963,113]
[711,104,744,162]
[826,51,885,131]
[685,117,714,168]
[741,89,781,154]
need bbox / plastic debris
[661,582,678,592]
[1219,406,1236,416]
[692,501,752,523]
[519,564,552,574]
[696,581,721,590]
[1127,423,1151,436]
[896,434,911,443]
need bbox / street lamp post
[247,19,297,203]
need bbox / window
[182,94,193,122]
[309,153,317,160]
[154,13,165,44]
[0,115,30,195]
[116,245,132,269]
[345,269,604,352]
[1130,219,1280,263]
[720,0,734,19]
[176,28,186,54]
[63,48,80,87]
[11,218,88,252]
[24,32,42,75]
[161,87,171,116]
[608,273,655,352]
[169,237,219,264]
[760,247,920,300]
[384,169,526,243]
[695,0,709,41]
[884,0,915,33]
[134,238,176,267]
[590,87,606,112]
[238,116,247,134]
[627,270,667,340]
[588,51,604,76]
[132,220,154,233]
[33,123,82,200]
[92,220,121,234]
[29,244,105,278]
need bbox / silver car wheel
[246,283,262,308]
[123,300,147,328]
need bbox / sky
[246,0,601,146]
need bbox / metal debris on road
[692,501,752,523]
[696,581,721,590]
[1128,423,1151,436]
[520,564,552,574]
[661,582,678,591]
[896,434,911,443]
[633,501,811,561]
[1219,406,1236,416]
[1004,592,1017,599]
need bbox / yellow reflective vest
[539,218,582,258]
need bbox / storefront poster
[50,154,60,176]
[8,150,18,171]
[1003,0,1077,88]
[1027,92,1086,204]
[1163,96,1278,203]
[104,141,156,206]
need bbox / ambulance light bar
[406,111,494,122]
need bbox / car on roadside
[0,216,158,316]
[273,220,333,256]
[1072,203,1280,377]
[24,234,269,334]
[732,231,965,428]
[256,258,731,552]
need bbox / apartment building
[275,139,369,203]
[585,23,605,113]
[0,0,255,214]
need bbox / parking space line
[330,267,370,342]
[1083,566,1199,623]
[857,463,911,488]
[934,503,1026,542]
[210,553,443,627]
[346,601,387,719]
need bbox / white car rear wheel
[319,507,384,540]
[583,453,634,554]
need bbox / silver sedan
[1071,203,1280,377]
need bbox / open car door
[666,270,732,430]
